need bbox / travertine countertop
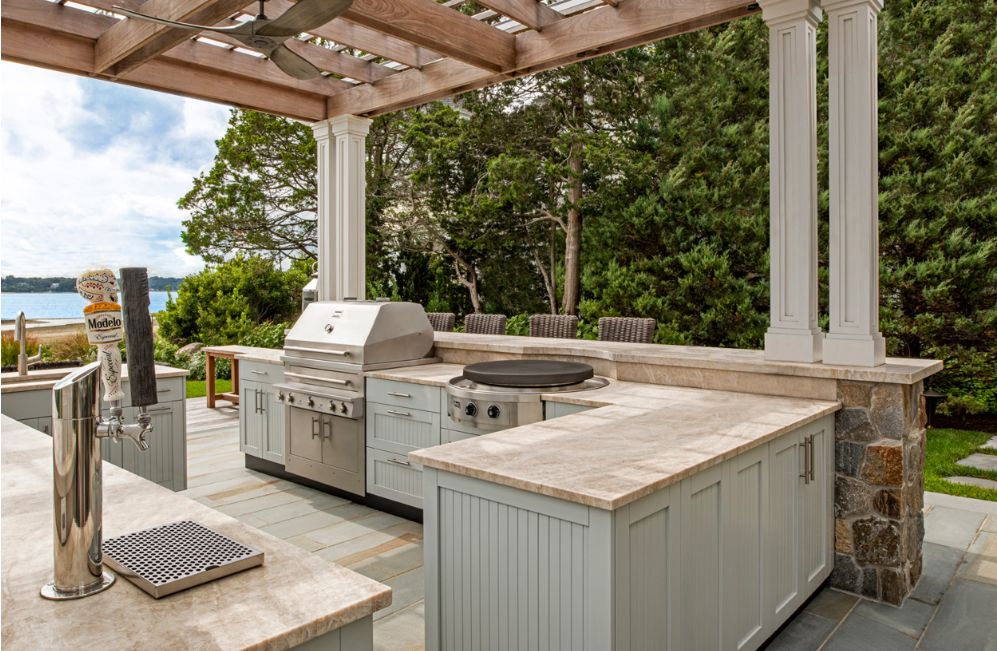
[0,364,188,394]
[0,416,391,651]
[397,364,840,510]
[431,332,942,384]
[203,344,284,365]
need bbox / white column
[760,0,824,363]
[821,0,886,366]
[311,115,371,301]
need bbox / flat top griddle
[462,360,594,388]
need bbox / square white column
[760,0,824,363]
[311,115,371,302]
[822,0,886,366]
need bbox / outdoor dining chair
[598,316,657,343]
[529,314,578,339]
[464,313,507,335]
[426,312,456,332]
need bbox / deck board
[182,398,425,650]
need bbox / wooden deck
[182,399,425,650]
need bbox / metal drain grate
[103,520,264,598]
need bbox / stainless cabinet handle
[386,410,412,417]
[322,417,334,440]
[808,434,816,481]
[147,406,171,413]
[386,457,411,467]
[311,416,320,439]
[250,370,268,375]
[387,392,411,398]
[800,439,810,484]
[158,388,172,393]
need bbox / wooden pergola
[2,0,889,367]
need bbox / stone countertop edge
[234,348,285,365]
[410,400,840,511]
[0,364,189,394]
[430,332,943,384]
[0,416,391,651]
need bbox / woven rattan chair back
[426,312,456,332]
[463,313,507,335]
[597,317,657,343]
[529,314,578,339]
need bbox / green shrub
[1,334,39,366]
[240,321,289,349]
[504,314,529,336]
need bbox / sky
[0,61,232,278]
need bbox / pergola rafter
[1,0,759,121]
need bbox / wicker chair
[464,313,507,335]
[598,316,657,344]
[426,312,456,332]
[529,314,578,339]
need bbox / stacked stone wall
[831,380,926,605]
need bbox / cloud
[0,62,230,278]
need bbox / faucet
[41,268,158,601]
[14,311,43,375]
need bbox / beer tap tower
[41,267,159,600]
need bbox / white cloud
[0,62,230,278]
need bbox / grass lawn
[185,378,231,399]
[924,428,997,502]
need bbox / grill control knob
[288,395,295,404]
[307,397,315,408]
[277,392,285,402]
[340,402,349,414]
[464,402,478,417]
[329,401,337,412]
[487,405,501,419]
[324,323,334,333]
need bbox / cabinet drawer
[240,359,285,385]
[442,428,478,444]
[366,402,440,454]
[366,378,441,412]
[366,447,423,509]
[122,375,185,408]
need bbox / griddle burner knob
[464,402,478,417]
[340,402,349,414]
[307,397,315,408]
[487,405,500,419]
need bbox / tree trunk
[561,140,583,315]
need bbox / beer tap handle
[77,269,125,404]
[97,343,125,405]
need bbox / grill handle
[284,371,351,386]
[284,345,350,357]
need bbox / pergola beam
[326,0,757,117]
[473,0,563,29]
[93,0,250,76]
[341,0,516,72]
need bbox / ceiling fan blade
[113,6,255,35]
[268,43,324,79]
[257,0,353,37]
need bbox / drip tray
[103,520,264,598]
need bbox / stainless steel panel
[284,405,365,496]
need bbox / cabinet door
[766,431,804,622]
[801,419,833,593]
[263,387,285,464]
[366,402,440,454]
[239,381,263,458]
[678,463,725,651]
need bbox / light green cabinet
[238,360,286,465]
[544,400,594,420]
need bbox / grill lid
[462,360,594,388]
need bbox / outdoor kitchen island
[0,416,391,650]
[399,364,841,651]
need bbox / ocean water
[1,292,171,320]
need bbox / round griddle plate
[462,360,594,388]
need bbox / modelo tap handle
[77,268,124,404]
[120,268,158,407]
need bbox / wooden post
[821,0,886,366]
[759,0,824,363]
[205,351,216,408]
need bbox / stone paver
[764,611,836,650]
[946,476,997,490]
[957,453,997,473]
[821,612,916,651]
[803,587,857,622]
[920,579,997,651]
[912,542,967,605]
[958,531,997,587]
[923,505,986,550]
[982,436,997,451]
[374,601,424,651]
[852,597,934,639]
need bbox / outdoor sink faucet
[41,267,159,600]
[13,311,42,375]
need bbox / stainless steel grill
[276,300,437,495]
[103,520,263,598]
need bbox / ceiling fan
[112,0,353,80]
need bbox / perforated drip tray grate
[102,520,264,598]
